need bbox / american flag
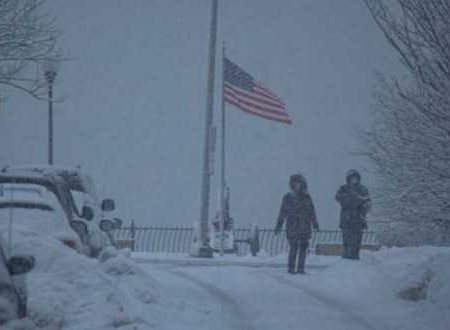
[223,57,292,125]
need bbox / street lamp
[42,60,59,165]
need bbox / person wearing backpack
[275,174,319,274]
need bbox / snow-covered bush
[379,220,450,247]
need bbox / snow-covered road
[142,263,384,330]
[151,266,255,330]
[6,245,449,329]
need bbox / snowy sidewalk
[140,264,372,330]
[132,252,335,269]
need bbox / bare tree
[0,0,61,98]
[362,0,450,246]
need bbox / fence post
[250,224,260,257]
[131,220,136,252]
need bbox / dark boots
[342,228,363,260]
[288,239,309,274]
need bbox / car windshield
[0,183,72,239]
[0,183,61,217]
[0,207,73,248]
[0,208,56,223]
[0,184,43,202]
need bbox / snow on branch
[0,0,63,99]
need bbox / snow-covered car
[0,234,34,325]
[0,169,113,257]
[8,165,122,246]
[0,171,83,253]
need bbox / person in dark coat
[275,174,319,274]
[335,170,371,260]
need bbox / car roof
[5,164,83,176]
[6,165,95,195]
[0,168,63,186]
[0,182,52,205]
[6,164,81,171]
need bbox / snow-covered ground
[3,232,163,330]
[136,247,450,330]
[4,238,450,330]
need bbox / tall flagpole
[198,0,218,258]
[219,43,226,256]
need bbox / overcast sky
[0,0,399,229]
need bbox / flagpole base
[193,244,214,258]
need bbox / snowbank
[4,233,161,330]
[302,246,450,330]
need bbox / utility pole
[197,0,219,258]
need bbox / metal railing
[114,223,379,256]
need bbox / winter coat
[335,183,371,230]
[275,192,319,240]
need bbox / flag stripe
[225,90,292,123]
[252,89,284,106]
[226,98,292,124]
[253,84,284,104]
[224,82,285,111]
[224,86,289,117]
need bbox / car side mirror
[101,199,115,212]
[82,206,94,221]
[99,219,114,232]
[70,219,88,236]
[8,256,35,275]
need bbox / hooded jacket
[276,175,319,240]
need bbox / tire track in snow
[167,269,256,330]
[262,272,393,330]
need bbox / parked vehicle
[0,234,34,325]
[0,171,83,253]
[0,169,113,257]
[8,165,122,246]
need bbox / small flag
[223,57,292,125]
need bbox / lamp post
[43,60,58,165]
